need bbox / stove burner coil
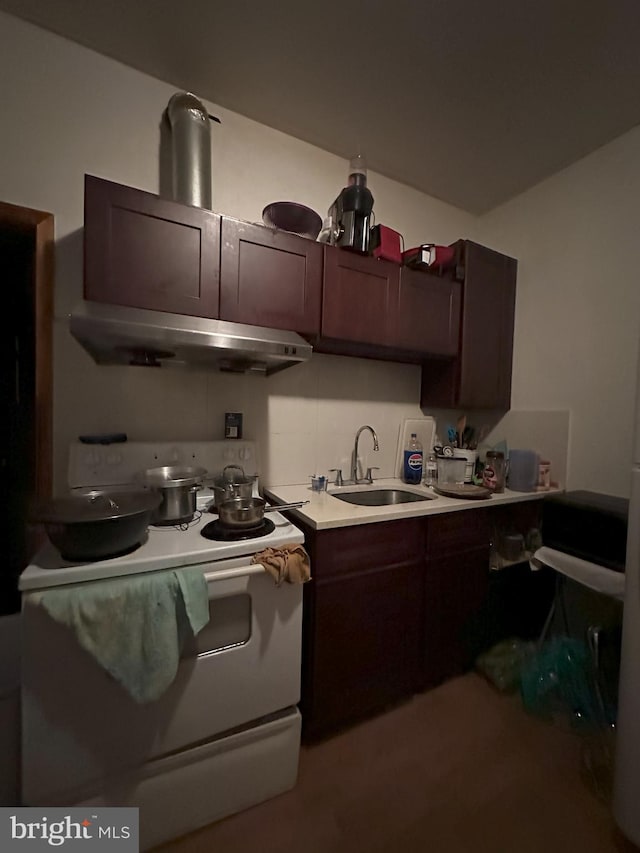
[201,518,276,542]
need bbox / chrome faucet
[351,425,380,484]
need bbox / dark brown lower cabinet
[304,562,422,739]
[297,508,499,740]
[299,518,424,741]
[422,548,490,688]
[422,510,491,689]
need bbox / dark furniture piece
[318,246,400,353]
[299,518,424,741]
[84,175,221,318]
[395,266,461,357]
[83,177,516,386]
[296,498,552,741]
[421,240,517,409]
[220,217,322,336]
[317,246,461,361]
[422,509,492,688]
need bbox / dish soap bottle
[403,433,423,485]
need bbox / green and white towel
[28,567,210,703]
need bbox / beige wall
[478,128,640,496]
[0,11,476,490]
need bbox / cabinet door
[422,510,490,688]
[220,218,322,336]
[321,246,399,345]
[84,175,220,318]
[394,268,461,356]
[458,241,516,409]
[301,519,424,740]
[420,240,516,409]
[304,562,422,739]
[422,547,490,689]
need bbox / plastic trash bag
[476,638,535,693]
[519,636,600,729]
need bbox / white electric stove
[22,439,302,590]
[20,441,305,850]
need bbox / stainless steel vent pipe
[166,92,212,209]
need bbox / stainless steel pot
[32,490,162,561]
[209,465,257,509]
[137,465,208,525]
[217,497,309,529]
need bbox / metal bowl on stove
[32,490,162,562]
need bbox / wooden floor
[156,674,635,853]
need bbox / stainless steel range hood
[70,302,312,375]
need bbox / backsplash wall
[56,328,425,489]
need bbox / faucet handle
[364,466,380,484]
[329,468,344,487]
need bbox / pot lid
[137,465,208,488]
[33,490,161,524]
[211,464,256,487]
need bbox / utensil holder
[453,449,477,483]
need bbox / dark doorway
[0,202,53,614]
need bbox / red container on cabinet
[370,225,402,264]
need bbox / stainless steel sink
[331,488,434,506]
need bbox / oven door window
[182,593,252,658]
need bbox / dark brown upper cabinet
[84,175,221,318]
[394,268,461,357]
[421,240,517,410]
[319,245,399,349]
[220,218,322,336]
[318,247,461,362]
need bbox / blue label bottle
[403,433,423,484]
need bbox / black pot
[33,490,162,562]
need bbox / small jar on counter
[538,459,551,490]
[482,450,506,493]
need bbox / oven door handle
[203,563,265,583]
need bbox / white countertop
[264,479,562,530]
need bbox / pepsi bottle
[403,433,423,485]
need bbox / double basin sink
[330,487,435,507]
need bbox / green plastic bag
[520,636,599,728]
[476,638,534,693]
